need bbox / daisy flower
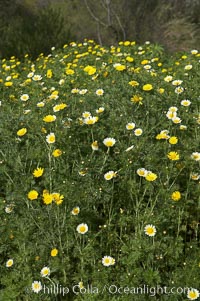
[91,141,99,151]
[33,167,44,178]
[167,151,180,161]
[95,89,104,96]
[145,172,157,181]
[20,94,29,101]
[40,266,50,277]
[71,206,80,215]
[187,288,199,300]
[103,137,116,147]
[191,152,200,161]
[28,190,39,200]
[126,122,136,130]
[144,224,156,237]
[181,99,191,106]
[102,256,115,267]
[137,168,148,177]
[51,248,58,257]
[171,191,181,201]
[6,259,14,267]
[46,133,55,144]
[32,281,42,293]
[43,115,56,123]
[76,223,88,234]
[104,171,117,180]
[134,128,143,136]
[17,128,27,137]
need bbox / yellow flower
[43,115,56,122]
[129,80,139,87]
[145,172,157,181]
[43,192,54,205]
[47,69,53,78]
[28,190,39,200]
[52,193,64,205]
[51,248,58,257]
[84,65,96,75]
[126,56,134,62]
[4,81,13,87]
[143,84,153,91]
[17,128,27,137]
[52,149,62,157]
[167,151,180,161]
[53,103,67,112]
[66,69,75,75]
[114,64,126,71]
[33,167,44,178]
[130,94,143,103]
[168,136,178,145]
[171,191,181,201]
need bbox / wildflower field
[0,40,199,301]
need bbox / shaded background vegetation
[0,0,199,59]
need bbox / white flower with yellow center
[175,86,184,94]
[144,224,156,237]
[104,171,117,180]
[20,94,29,101]
[172,117,182,124]
[137,168,148,177]
[172,79,183,86]
[82,111,91,118]
[184,64,192,70]
[134,128,143,136]
[102,256,115,267]
[84,116,98,125]
[71,206,80,215]
[103,137,116,147]
[95,89,104,96]
[164,75,173,82]
[37,102,45,108]
[187,288,199,300]
[32,74,42,81]
[126,122,135,130]
[191,152,200,161]
[181,99,191,106]
[96,107,105,114]
[79,89,88,95]
[191,49,198,55]
[71,88,80,94]
[6,259,13,267]
[32,281,42,293]
[46,133,56,144]
[166,111,177,120]
[76,223,88,234]
[40,266,50,277]
[91,141,99,151]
